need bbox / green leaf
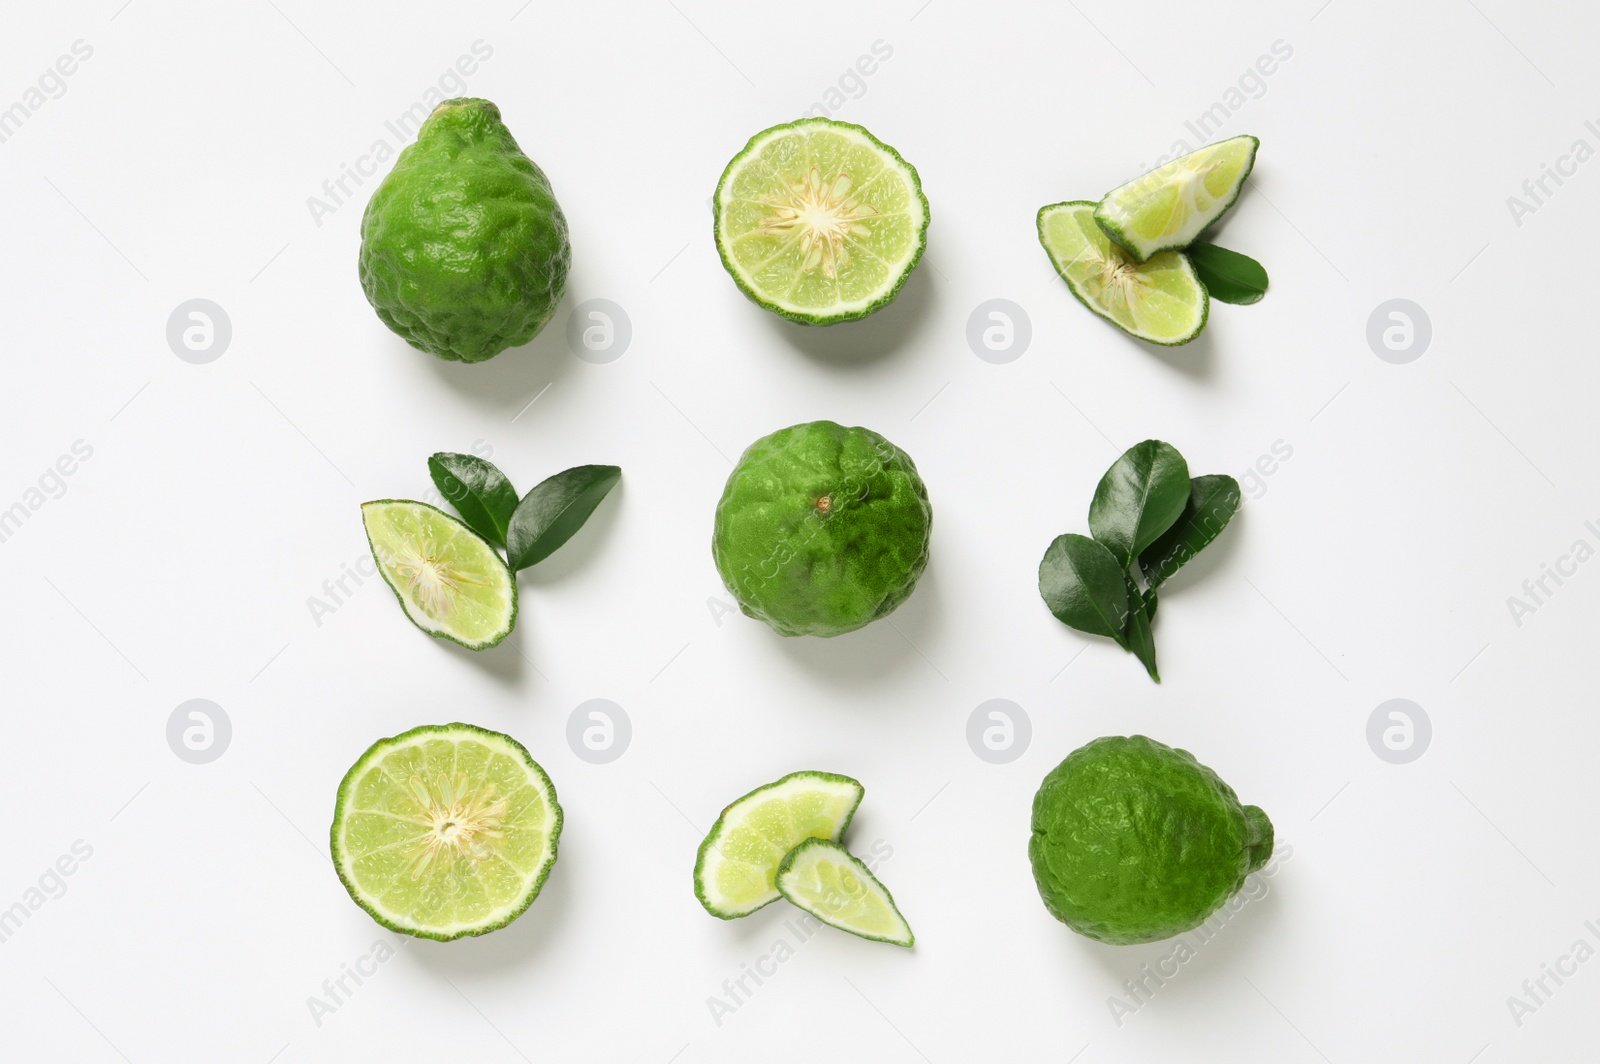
[1187,242,1268,305]
[506,465,621,571]
[428,452,519,547]
[1038,533,1133,648]
[1139,475,1242,590]
[1088,441,1191,570]
[1122,572,1160,683]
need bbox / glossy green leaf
[1088,441,1191,569]
[1139,474,1242,590]
[1038,533,1132,647]
[1187,242,1268,305]
[1122,573,1160,683]
[506,465,621,571]
[428,452,519,547]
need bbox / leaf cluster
[1038,441,1239,682]
[427,452,620,572]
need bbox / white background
[2,1,1598,1061]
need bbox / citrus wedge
[776,838,914,947]
[1094,135,1258,261]
[361,500,516,650]
[1038,201,1208,346]
[695,771,864,919]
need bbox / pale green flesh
[696,773,863,918]
[1039,202,1206,345]
[777,839,913,946]
[1095,135,1257,260]
[717,122,925,320]
[362,501,515,648]
[333,729,558,938]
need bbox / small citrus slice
[1038,201,1208,346]
[361,500,516,650]
[776,838,914,947]
[330,723,561,940]
[694,771,864,919]
[1094,135,1259,261]
[713,118,929,324]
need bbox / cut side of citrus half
[1038,201,1208,347]
[714,118,929,325]
[1094,135,1258,261]
[694,771,864,919]
[361,500,516,651]
[776,838,913,947]
[330,723,561,941]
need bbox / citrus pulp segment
[361,500,517,650]
[776,838,914,947]
[1038,201,1208,346]
[1093,135,1258,261]
[695,771,864,919]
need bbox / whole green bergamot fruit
[1030,735,1273,944]
[712,421,931,637]
[359,98,570,363]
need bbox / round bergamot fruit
[712,421,931,637]
[359,98,570,363]
[1029,735,1273,945]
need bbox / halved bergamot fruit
[713,118,929,325]
[695,770,864,919]
[361,499,516,650]
[776,837,914,947]
[331,723,561,941]
[1038,201,1208,346]
[1093,135,1258,261]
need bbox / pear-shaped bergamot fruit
[359,98,570,363]
[712,421,931,637]
[1030,735,1273,945]
[331,723,561,940]
[714,118,929,324]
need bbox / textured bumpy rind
[1029,735,1273,945]
[711,421,932,637]
[713,117,930,325]
[359,98,571,362]
[329,723,562,941]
